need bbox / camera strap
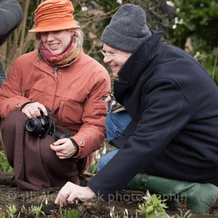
[50,123,72,140]
[51,131,72,140]
[42,108,72,140]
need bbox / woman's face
[40,30,74,55]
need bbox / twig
[212,45,218,80]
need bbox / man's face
[41,30,74,55]
[101,44,132,78]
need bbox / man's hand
[104,95,112,112]
[55,182,96,207]
[21,102,47,118]
[50,138,77,159]
[105,95,123,112]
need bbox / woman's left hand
[50,138,77,159]
[55,182,96,207]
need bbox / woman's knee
[2,110,27,133]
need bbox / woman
[0,0,110,190]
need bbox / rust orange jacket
[0,49,111,164]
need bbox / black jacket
[0,0,23,86]
[88,31,218,201]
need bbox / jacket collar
[114,31,164,106]
[117,31,164,84]
[30,49,84,73]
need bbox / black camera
[25,109,54,138]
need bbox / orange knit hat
[29,0,79,33]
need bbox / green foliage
[5,205,18,218]
[86,142,108,174]
[136,190,168,218]
[28,203,45,218]
[94,0,121,14]
[1,204,85,218]
[194,46,218,75]
[175,209,192,218]
[109,206,137,218]
[170,0,218,51]
[0,151,13,172]
[85,157,99,175]
[109,206,118,218]
[59,207,82,218]
[168,0,218,85]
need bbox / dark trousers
[1,110,80,190]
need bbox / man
[0,0,23,86]
[55,4,218,214]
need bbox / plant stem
[212,45,218,80]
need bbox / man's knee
[105,112,132,142]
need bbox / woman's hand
[21,102,48,118]
[55,182,96,207]
[50,138,77,159]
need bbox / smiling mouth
[49,43,60,48]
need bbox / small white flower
[179,18,184,24]
[81,6,88,11]
[102,146,107,155]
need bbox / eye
[41,32,48,36]
[52,30,62,34]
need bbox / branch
[18,0,31,56]
[212,45,218,80]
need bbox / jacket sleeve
[88,78,190,200]
[0,0,23,46]
[0,59,30,119]
[72,69,111,159]
[0,60,6,87]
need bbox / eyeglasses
[100,49,120,57]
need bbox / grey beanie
[101,4,152,52]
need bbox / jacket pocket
[23,80,45,101]
[57,94,85,126]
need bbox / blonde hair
[73,21,84,50]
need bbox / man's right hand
[104,95,112,112]
[55,183,96,207]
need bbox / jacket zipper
[52,67,59,114]
[54,67,58,78]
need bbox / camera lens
[25,118,43,134]
[25,109,53,138]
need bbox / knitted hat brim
[102,25,152,53]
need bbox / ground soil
[1,172,218,217]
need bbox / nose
[46,32,55,41]
[103,55,112,64]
